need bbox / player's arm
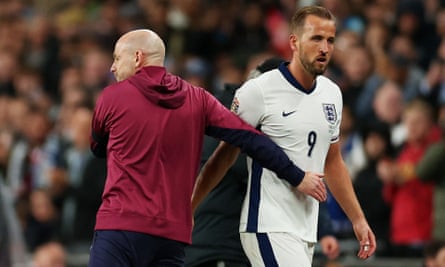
[192,135,327,212]
[192,141,240,213]
[324,142,376,259]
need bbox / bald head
[118,29,165,66]
[110,29,166,81]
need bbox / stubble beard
[301,56,326,77]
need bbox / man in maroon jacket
[88,29,326,267]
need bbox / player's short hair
[290,5,336,34]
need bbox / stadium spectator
[24,189,59,252]
[378,99,442,257]
[370,80,406,147]
[354,122,393,256]
[59,106,106,251]
[416,102,445,241]
[32,241,66,267]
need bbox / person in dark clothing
[185,88,250,267]
[185,58,284,267]
[317,201,340,261]
[70,157,106,243]
[24,189,59,252]
[354,122,393,256]
[0,184,10,267]
[88,29,326,267]
[60,156,106,250]
[58,107,106,251]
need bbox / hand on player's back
[295,172,326,202]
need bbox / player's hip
[240,232,315,267]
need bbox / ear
[135,50,144,68]
[289,34,298,51]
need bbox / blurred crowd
[0,0,445,266]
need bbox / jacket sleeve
[203,90,305,186]
[90,92,109,158]
[416,143,445,182]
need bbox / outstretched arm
[324,142,376,259]
[192,138,327,213]
[198,90,326,211]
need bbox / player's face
[110,42,136,82]
[294,15,336,76]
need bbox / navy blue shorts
[88,230,186,267]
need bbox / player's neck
[288,61,316,91]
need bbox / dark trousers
[88,230,186,267]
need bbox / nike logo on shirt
[282,110,296,117]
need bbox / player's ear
[289,34,298,50]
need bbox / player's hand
[295,172,326,202]
[353,219,376,259]
[320,235,340,260]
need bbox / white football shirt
[234,63,343,243]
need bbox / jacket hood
[128,66,187,109]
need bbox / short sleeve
[232,79,265,128]
[329,84,343,144]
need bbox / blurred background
[0,0,445,266]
